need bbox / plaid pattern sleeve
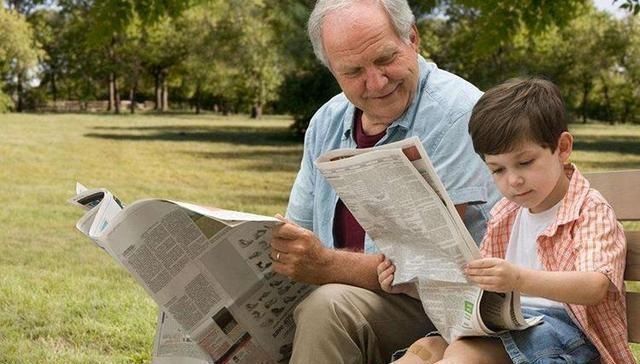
[572,192,627,294]
[562,187,633,364]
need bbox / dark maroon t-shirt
[333,110,386,252]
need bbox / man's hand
[464,258,522,293]
[377,257,418,298]
[269,214,332,285]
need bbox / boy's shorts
[391,306,599,364]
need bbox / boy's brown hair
[468,77,568,157]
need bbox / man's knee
[294,283,364,326]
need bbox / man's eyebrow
[375,48,396,59]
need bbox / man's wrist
[314,245,336,284]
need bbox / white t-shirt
[505,201,564,309]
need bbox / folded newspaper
[69,184,312,363]
[315,136,542,342]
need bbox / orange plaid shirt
[480,164,634,364]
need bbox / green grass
[0,114,638,362]
[0,113,302,363]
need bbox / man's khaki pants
[289,284,434,364]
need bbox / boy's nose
[508,172,524,186]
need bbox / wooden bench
[585,170,640,347]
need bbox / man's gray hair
[308,0,416,67]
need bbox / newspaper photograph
[70,185,313,363]
[315,137,541,342]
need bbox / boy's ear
[557,132,573,162]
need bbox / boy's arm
[516,268,609,305]
[465,258,610,305]
[377,258,420,299]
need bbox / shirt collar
[342,55,431,141]
[541,163,590,236]
[489,164,591,237]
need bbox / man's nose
[364,67,388,92]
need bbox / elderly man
[270,0,500,363]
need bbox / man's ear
[557,132,573,163]
[409,24,420,51]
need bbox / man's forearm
[318,249,384,290]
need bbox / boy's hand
[377,257,418,298]
[464,257,522,293]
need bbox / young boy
[378,78,634,364]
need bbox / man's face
[321,2,420,134]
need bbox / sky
[593,0,628,17]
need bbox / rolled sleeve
[573,200,627,295]
[285,124,317,231]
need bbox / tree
[233,0,284,119]
[0,7,41,111]
[270,0,340,134]
[277,0,594,136]
[175,1,234,114]
[427,0,589,57]
[541,9,622,123]
[138,16,189,111]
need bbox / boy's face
[485,133,573,213]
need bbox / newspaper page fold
[315,137,541,342]
[70,187,314,363]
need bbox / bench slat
[625,231,640,281]
[585,170,640,221]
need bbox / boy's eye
[519,159,533,166]
[491,168,504,175]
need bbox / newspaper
[151,311,213,364]
[70,183,312,363]
[315,137,542,342]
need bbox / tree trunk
[161,75,169,112]
[194,84,201,115]
[129,86,136,114]
[155,72,161,111]
[108,72,115,112]
[600,76,613,125]
[16,73,23,112]
[621,102,630,124]
[51,72,58,103]
[581,81,590,124]
[114,75,120,114]
[251,103,263,119]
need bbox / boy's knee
[406,336,447,362]
[443,338,508,364]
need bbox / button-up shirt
[286,56,499,253]
[481,164,634,364]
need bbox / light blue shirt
[286,56,500,253]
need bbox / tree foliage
[0,7,41,111]
[1,0,639,129]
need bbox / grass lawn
[0,113,638,363]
